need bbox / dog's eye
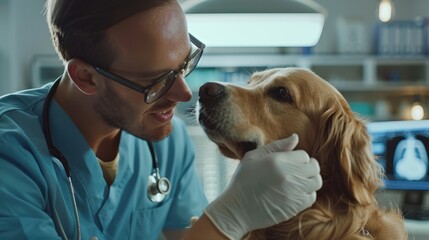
[269,87,293,103]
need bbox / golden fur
[197,67,407,240]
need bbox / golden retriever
[196,67,407,240]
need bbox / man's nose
[164,74,192,102]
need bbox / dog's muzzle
[197,82,227,129]
[198,82,226,105]
[197,82,259,158]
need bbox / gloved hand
[204,134,322,240]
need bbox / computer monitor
[367,119,429,219]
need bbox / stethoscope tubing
[42,78,81,240]
[42,77,170,239]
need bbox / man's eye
[268,87,293,103]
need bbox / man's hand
[204,134,323,239]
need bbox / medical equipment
[146,141,171,203]
[42,77,171,239]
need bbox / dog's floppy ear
[315,97,383,205]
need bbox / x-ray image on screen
[367,120,429,220]
[367,120,429,190]
[391,135,428,181]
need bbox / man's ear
[66,59,98,95]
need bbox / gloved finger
[244,134,299,160]
[298,174,323,194]
[296,158,321,178]
[286,191,317,215]
[309,158,320,174]
[274,150,310,165]
[304,191,317,207]
[265,133,299,152]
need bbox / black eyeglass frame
[93,33,205,104]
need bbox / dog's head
[197,67,382,205]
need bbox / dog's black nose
[199,82,225,102]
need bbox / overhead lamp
[410,96,425,120]
[410,103,424,120]
[181,0,327,47]
[378,0,394,23]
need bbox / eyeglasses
[93,34,205,104]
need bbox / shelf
[331,81,429,94]
[192,54,429,121]
[198,54,429,67]
[197,54,429,85]
[199,54,303,68]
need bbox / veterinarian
[0,0,322,239]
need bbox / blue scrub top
[0,83,208,239]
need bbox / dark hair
[45,0,171,67]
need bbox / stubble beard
[93,83,172,141]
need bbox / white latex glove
[204,134,322,240]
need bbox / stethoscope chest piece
[147,173,171,203]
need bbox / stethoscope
[42,77,171,240]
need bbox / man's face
[94,1,192,141]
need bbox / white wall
[0,0,10,95]
[0,0,56,94]
[0,0,429,94]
